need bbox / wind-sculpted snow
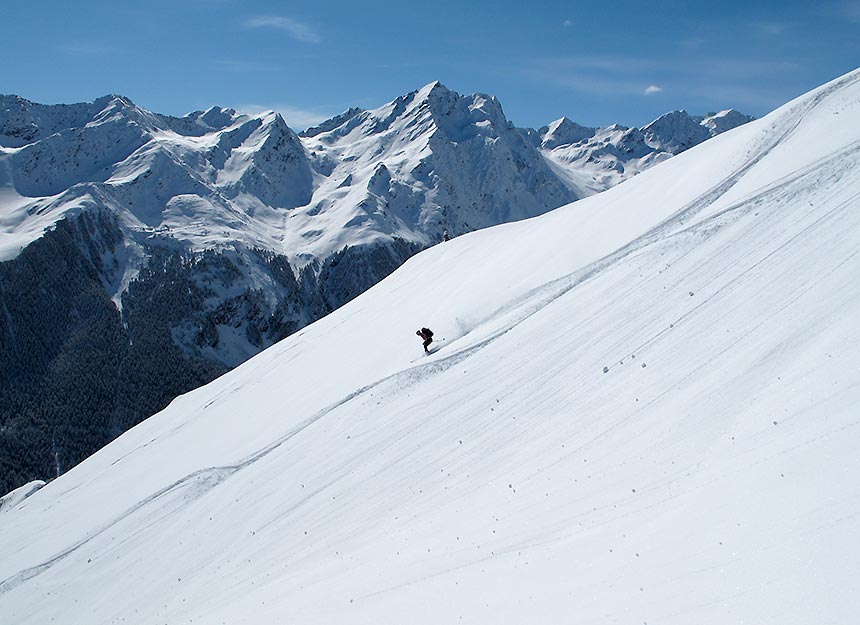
[1,69,859,624]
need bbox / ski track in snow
[3,71,860,624]
[6,99,858,599]
[343,134,860,599]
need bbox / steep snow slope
[1,69,859,625]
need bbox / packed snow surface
[1,70,859,624]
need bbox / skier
[416,327,434,352]
[443,229,450,242]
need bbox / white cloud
[238,104,331,131]
[244,16,320,44]
[643,85,663,95]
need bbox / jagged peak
[643,109,697,128]
[301,107,365,138]
[89,94,158,128]
[703,108,754,123]
[92,94,140,114]
[704,109,733,119]
[540,116,596,148]
[545,116,571,133]
[0,93,35,107]
[415,80,450,101]
[700,109,756,135]
[0,93,133,146]
[199,105,241,127]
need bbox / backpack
[422,328,433,338]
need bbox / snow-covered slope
[2,69,858,624]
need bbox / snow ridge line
[646,70,860,239]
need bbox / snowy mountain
[0,83,573,267]
[291,81,573,262]
[0,83,749,495]
[537,108,755,194]
[1,68,857,624]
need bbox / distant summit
[642,108,754,153]
[535,106,754,194]
[701,109,756,134]
[539,117,596,149]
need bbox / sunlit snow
[1,70,859,624]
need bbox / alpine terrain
[0,83,750,493]
[1,68,858,624]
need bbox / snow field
[1,69,859,624]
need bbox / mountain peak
[0,93,136,146]
[91,94,142,117]
[416,80,450,100]
[540,116,595,148]
[642,107,755,153]
[701,109,756,133]
[300,107,365,139]
[642,109,710,153]
[201,105,241,127]
[645,109,696,125]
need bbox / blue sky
[3,0,858,130]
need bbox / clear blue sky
[3,0,858,130]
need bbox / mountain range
[1,68,857,624]
[0,82,751,494]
